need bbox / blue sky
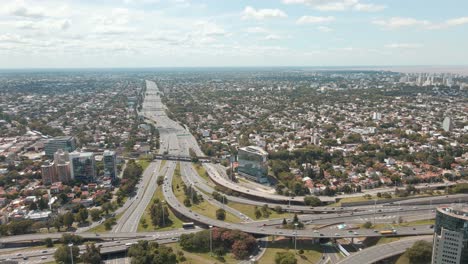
[0,0,467,68]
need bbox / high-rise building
[41,161,57,185]
[237,146,269,184]
[69,152,96,182]
[372,112,382,121]
[431,206,468,264]
[54,149,71,183]
[443,117,453,132]
[44,136,76,157]
[103,150,117,180]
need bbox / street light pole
[68,243,74,264]
[162,201,165,227]
[373,199,377,225]
[294,223,298,254]
[209,225,213,256]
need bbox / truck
[380,229,397,235]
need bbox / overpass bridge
[154,154,211,163]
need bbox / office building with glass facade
[432,206,468,264]
[44,136,76,157]
[69,152,96,182]
[237,146,268,184]
[103,150,117,180]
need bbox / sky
[1,0,468,68]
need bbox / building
[103,150,117,180]
[431,205,468,264]
[54,149,71,183]
[69,152,96,182]
[443,117,453,132]
[41,161,57,185]
[237,146,269,184]
[44,136,76,157]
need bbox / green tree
[216,208,226,220]
[304,196,321,206]
[44,238,54,248]
[63,212,74,229]
[81,243,101,264]
[89,209,101,222]
[362,221,372,229]
[54,245,79,264]
[406,240,432,264]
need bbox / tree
[89,209,101,222]
[275,252,297,264]
[44,238,54,248]
[128,241,177,264]
[63,212,74,229]
[216,208,226,220]
[54,245,79,264]
[75,208,89,224]
[101,202,113,215]
[81,243,101,264]
[363,221,372,229]
[282,218,287,226]
[405,240,432,263]
[157,175,165,185]
[304,196,321,206]
[254,207,262,219]
[54,214,64,232]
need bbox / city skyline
[1,0,468,68]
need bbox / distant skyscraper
[237,146,269,184]
[45,136,76,157]
[442,117,453,132]
[41,161,57,185]
[69,152,96,182]
[103,150,117,180]
[431,206,468,264]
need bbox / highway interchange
[1,80,466,264]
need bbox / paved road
[336,235,432,264]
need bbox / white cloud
[445,17,468,26]
[372,17,431,29]
[384,43,422,49]
[283,0,386,12]
[241,6,287,20]
[264,34,282,40]
[317,26,333,32]
[246,27,268,33]
[194,21,226,37]
[296,16,335,25]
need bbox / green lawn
[227,202,285,220]
[160,160,167,170]
[136,159,151,170]
[395,252,411,264]
[173,163,241,223]
[137,179,184,232]
[167,243,239,264]
[88,211,124,233]
[258,238,323,264]
[193,164,216,187]
[362,219,435,229]
[376,237,401,245]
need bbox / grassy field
[137,177,184,232]
[395,252,411,264]
[258,238,323,264]
[377,237,401,245]
[172,163,241,223]
[88,211,124,233]
[160,160,167,170]
[136,159,151,170]
[167,243,239,264]
[227,202,286,220]
[193,164,216,187]
[362,218,435,229]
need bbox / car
[116,241,121,243]
[374,230,379,233]
[41,256,47,260]
[313,230,319,233]
[319,233,324,236]
[348,230,354,233]
[42,250,48,253]
[399,208,403,210]
[377,209,382,212]
[430,225,434,228]
[335,233,340,236]
[171,237,177,241]
[23,257,29,260]
[16,253,22,256]
[413,228,416,230]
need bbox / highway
[336,235,432,264]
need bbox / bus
[182,222,195,229]
[380,229,397,235]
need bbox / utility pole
[294,223,298,254]
[68,243,74,264]
[209,225,213,256]
[373,199,377,225]
[162,201,165,226]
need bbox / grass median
[258,238,323,264]
[173,163,241,223]
[227,202,286,220]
